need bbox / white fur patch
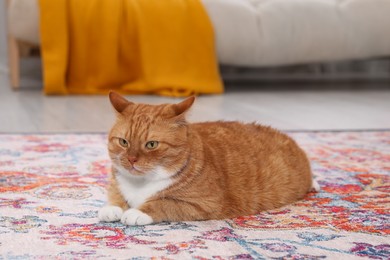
[312,179,320,192]
[98,205,123,222]
[121,208,153,226]
[114,164,173,209]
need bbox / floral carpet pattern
[0,132,389,259]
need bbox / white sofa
[204,0,390,67]
[7,0,390,87]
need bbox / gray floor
[1,68,390,133]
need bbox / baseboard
[2,57,389,87]
[221,57,390,83]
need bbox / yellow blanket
[39,0,223,96]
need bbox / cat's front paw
[98,205,123,222]
[121,208,153,226]
[312,179,321,192]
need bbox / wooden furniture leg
[7,33,20,90]
[6,0,20,90]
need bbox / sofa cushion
[202,0,390,66]
[8,0,40,45]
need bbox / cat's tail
[312,179,320,192]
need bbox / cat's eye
[145,141,159,150]
[118,138,129,148]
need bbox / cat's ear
[109,91,133,113]
[172,96,195,117]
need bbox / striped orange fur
[103,92,313,224]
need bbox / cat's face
[108,92,194,180]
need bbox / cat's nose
[127,156,138,165]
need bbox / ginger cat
[98,92,315,226]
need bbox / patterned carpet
[0,131,389,259]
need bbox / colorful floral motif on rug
[0,132,389,259]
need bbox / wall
[0,0,8,79]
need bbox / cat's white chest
[115,166,172,209]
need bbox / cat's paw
[121,208,153,226]
[98,205,123,222]
[312,179,320,192]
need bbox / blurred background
[0,0,389,132]
[0,0,7,75]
